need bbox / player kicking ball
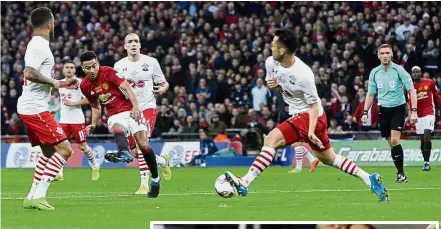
[79,51,161,197]
[410,66,441,171]
[52,60,100,181]
[115,33,172,195]
[224,29,389,201]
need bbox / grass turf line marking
[2,187,440,200]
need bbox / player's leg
[104,113,133,163]
[225,118,297,196]
[144,108,171,180]
[309,114,388,201]
[31,139,73,210]
[389,105,407,183]
[54,124,71,182]
[128,135,150,194]
[422,129,432,171]
[288,142,307,173]
[133,130,161,198]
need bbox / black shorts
[378,104,406,138]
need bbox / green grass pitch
[2,166,440,229]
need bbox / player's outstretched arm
[24,66,57,86]
[64,98,89,106]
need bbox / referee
[361,44,418,183]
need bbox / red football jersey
[410,78,441,118]
[80,66,133,117]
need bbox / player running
[20,7,77,210]
[114,33,171,195]
[224,29,388,201]
[287,143,319,173]
[52,60,100,181]
[79,51,162,197]
[410,66,441,171]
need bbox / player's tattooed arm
[87,99,101,134]
[24,66,78,89]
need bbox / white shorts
[416,115,435,134]
[107,111,147,136]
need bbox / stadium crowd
[1,1,441,139]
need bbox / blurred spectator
[207,113,227,135]
[251,78,270,111]
[328,118,343,134]
[2,1,440,137]
[182,115,198,133]
[343,115,359,132]
[168,119,184,134]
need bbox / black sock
[391,144,404,174]
[423,140,432,162]
[113,131,129,152]
[142,147,159,179]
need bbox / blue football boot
[369,173,389,201]
[224,171,248,196]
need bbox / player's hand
[63,99,72,106]
[153,85,166,96]
[86,125,96,135]
[130,106,142,124]
[410,111,418,124]
[282,89,293,97]
[65,78,79,89]
[308,132,324,149]
[53,79,61,89]
[49,110,57,115]
[267,78,279,89]
[361,114,368,123]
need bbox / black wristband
[412,108,417,112]
[363,110,368,115]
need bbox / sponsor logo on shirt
[102,82,109,90]
[98,93,111,102]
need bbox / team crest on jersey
[424,86,428,90]
[288,75,296,85]
[142,63,149,71]
[102,82,109,90]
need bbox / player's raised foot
[309,159,320,172]
[423,162,431,171]
[54,174,64,181]
[224,171,248,196]
[160,154,172,180]
[30,198,55,210]
[23,198,34,209]
[288,168,302,173]
[135,185,149,195]
[104,150,133,163]
[395,173,408,183]
[369,173,389,202]
[147,179,160,198]
[91,165,100,181]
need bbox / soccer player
[20,7,77,210]
[79,51,162,197]
[409,66,441,171]
[54,60,100,181]
[362,44,418,183]
[114,33,171,195]
[224,29,388,201]
[287,143,319,173]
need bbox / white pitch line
[2,187,440,200]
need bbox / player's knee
[390,137,400,146]
[78,143,87,152]
[263,128,285,148]
[137,142,149,152]
[55,140,73,159]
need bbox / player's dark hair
[63,60,75,65]
[80,51,97,63]
[30,7,53,29]
[274,29,297,53]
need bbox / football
[214,174,237,198]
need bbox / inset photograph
[151,223,438,229]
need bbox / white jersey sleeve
[152,59,166,84]
[265,56,275,81]
[17,36,55,115]
[58,78,86,124]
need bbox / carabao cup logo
[168,145,184,167]
[14,146,29,167]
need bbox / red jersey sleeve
[105,67,125,87]
[431,80,441,107]
[80,79,96,105]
